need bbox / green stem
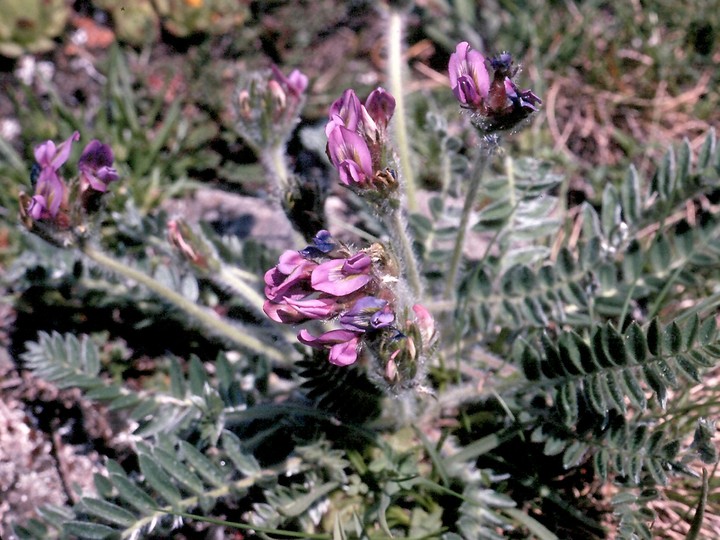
[387,8,418,213]
[81,244,289,365]
[385,207,423,299]
[444,147,491,298]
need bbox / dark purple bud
[79,140,119,193]
[364,88,395,129]
[490,52,515,77]
[300,229,336,258]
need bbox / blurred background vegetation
[0,0,718,538]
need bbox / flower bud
[167,219,218,271]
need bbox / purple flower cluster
[325,88,396,189]
[25,132,118,224]
[449,42,541,133]
[263,230,394,366]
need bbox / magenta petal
[35,167,65,217]
[277,250,312,275]
[297,328,359,347]
[28,195,47,220]
[364,87,395,128]
[456,76,482,107]
[448,42,489,107]
[448,42,470,88]
[327,126,373,178]
[311,258,372,296]
[466,49,489,98]
[264,300,308,324]
[33,140,57,167]
[39,131,80,170]
[264,297,334,324]
[412,303,436,345]
[297,329,361,366]
[285,297,339,319]
[328,339,360,366]
[286,69,308,95]
[337,160,366,185]
[325,115,345,137]
[328,89,362,131]
[343,252,371,273]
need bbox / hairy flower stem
[262,143,291,191]
[387,8,418,213]
[384,206,423,299]
[81,244,289,365]
[444,146,492,299]
[217,266,267,316]
[261,144,308,245]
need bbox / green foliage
[5,2,720,532]
[12,127,720,539]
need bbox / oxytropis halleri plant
[261,44,543,393]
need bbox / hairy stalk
[262,143,291,191]
[444,146,491,298]
[384,206,423,299]
[217,266,267,316]
[387,8,418,213]
[261,144,308,245]
[81,244,289,365]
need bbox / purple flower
[34,131,80,171]
[263,296,340,324]
[264,250,316,302]
[326,126,374,186]
[504,78,542,113]
[79,140,119,193]
[327,89,363,134]
[297,328,362,366]
[340,297,394,332]
[449,42,542,134]
[311,252,372,296]
[448,42,489,109]
[28,131,80,220]
[364,88,395,131]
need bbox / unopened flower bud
[364,87,395,132]
[236,89,252,119]
[167,219,217,272]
